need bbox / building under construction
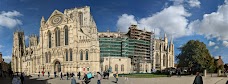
[99,25,153,73]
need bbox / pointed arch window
[78,12,83,26]
[45,52,48,63]
[115,64,118,72]
[86,50,88,60]
[163,55,166,67]
[105,65,108,71]
[156,53,160,64]
[66,50,68,61]
[169,56,172,66]
[121,64,124,71]
[48,31,51,48]
[64,26,68,45]
[70,49,73,61]
[80,50,83,60]
[49,52,51,63]
[55,27,60,47]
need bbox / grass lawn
[119,73,167,78]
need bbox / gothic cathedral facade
[11,6,100,75]
[152,34,175,71]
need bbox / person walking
[77,72,81,80]
[97,72,102,84]
[71,75,77,84]
[60,72,63,80]
[42,71,45,76]
[72,72,74,77]
[20,73,24,84]
[169,70,172,77]
[67,72,69,80]
[83,73,91,84]
[48,72,50,78]
[114,72,118,83]
[193,72,203,84]
[54,71,56,78]
[116,72,119,83]
[38,71,40,78]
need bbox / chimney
[219,56,221,59]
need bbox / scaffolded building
[99,25,153,73]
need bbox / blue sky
[0,0,228,63]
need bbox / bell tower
[12,30,26,72]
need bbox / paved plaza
[1,74,228,84]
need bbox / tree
[176,40,216,73]
[8,62,11,69]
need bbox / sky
[0,0,228,63]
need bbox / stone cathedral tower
[12,31,26,72]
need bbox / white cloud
[170,0,184,5]
[214,46,219,49]
[190,1,228,41]
[170,0,200,8]
[117,14,137,32]
[0,10,23,29]
[117,5,193,38]
[1,11,22,17]
[223,41,228,47]
[2,56,11,63]
[208,41,216,46]
[214,56,221,59]
[188,0,201,8]
[25,35,29,40]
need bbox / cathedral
[152,34,175,71]
[11,6,100,75]
[11,6,175,75]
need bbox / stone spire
[107,28,110,32]
[171,36,173,44]
[40,16,46,27]
[164,33,167,38]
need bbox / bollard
[204,70,207,77]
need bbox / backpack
[113,74,116,77]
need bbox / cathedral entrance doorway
[54,61,61,72]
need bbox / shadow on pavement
[112,81,117,83]
[0,75,50,84]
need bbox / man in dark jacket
[20,73,24,84]
[54,71,57,77]
[83,73,90,84]
[67,72,69,80]
[193,72,203,84]
[60,72,63,80]
[77,72,81,80]
[48,72,50,78]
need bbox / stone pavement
[1,74,228,84]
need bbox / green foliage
[177,40,216,72]
[8,62,11,69]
